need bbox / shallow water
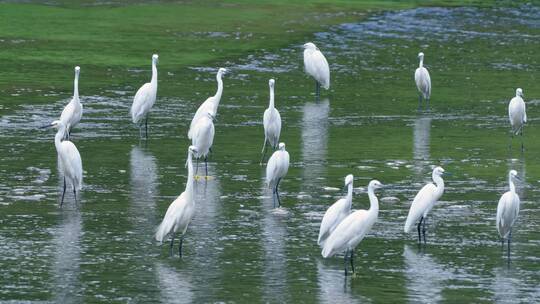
[1,5,540,303]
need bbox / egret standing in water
[318,174,354,247]
[303,42,330,97]
[59,66,82,140]
[508,88,526,151]
[155,146,197,257]
[131,54,158,139]
[44,120,83,206]
[191,112,215,178]
[404,166,446,244]
[260,78,281,165]
[321,180,384,276]
[414,52,431,110]
[496,170,521,258]
[188,68,227,139]
[266,142,289,208]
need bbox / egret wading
[59,66,82,140]
[321,180,384,276]
[303,42,330,97]
[496,170,521,258]
[131,54,158,139]
[191,112,215,178]
[188,68,227,140]
[155,146,197,257]
[266,142,289,208]
[44,120,83,206]
[414,52,431,110]
[318,174,354,248]
[404,166,447,244]
[261,78,282,165]
[508,88,526,151]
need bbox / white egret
[260,78,282,164]
[191,112,215,177]
[414,52,431,110]
[131,54,158,138]
[321,180,384,276]
[404,166,446,244]
[266,142,289,208]
[44,120,83,206]
[496,170,521,257]
[318,174,354,248]
[188,68,227,139]
[508,88,526,150]
[59,66,82,140]
[303,42,330,97]
[155,146,197,257]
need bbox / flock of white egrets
[44,41,526,275]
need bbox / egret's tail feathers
[321,245,333,258]
[155,219,172,243]
[404,221,413,233]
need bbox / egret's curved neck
[345,183,353,207]
[419,57,424,68]
[186,152,194,198]
[367,187,379,214]
[509,174,516,193]
[73,72,79,100]
[54,127,65,151]
[269,85,275,109]
[151,61,158,86]
[432,173,445,195]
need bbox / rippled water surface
[1,5,540,303]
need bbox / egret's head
[218,68,227,75]
[188,145,198,155]
[303,42,317,50]
[278,142,286,150]
[75,66,80,73]
[418,52,424,59]
[369,180,384,190]
[433,166,445,176]
[516,88,524,97]
[269,78,275,88]
[50,120,63,129]
[152,54,159,64]
[344,174,354,186]
[509,170,518,179]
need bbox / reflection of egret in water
[129,145,159,225]
[491,267,521,303]
[155,262,194,304]
[261,174,289,303]
[301,98,330,191]
[316,260,366,303]
[403,245,450,303]
[507,156,526,199]
[52,210,82,303]
[412,115,432,179]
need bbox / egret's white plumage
[188,68,226,139]
[496,170,520,246]
[261,78,282,164]
[414,52,431,109]
[266,142,289,208]
[303,42,330,95]
[155,146,197,256]
[59,66,82,139]
[131,54,158,137]
[508,88,526,136]
[318,174,354,247]
[404,166,445,243]
[191,112,215,176]
[321,180,383,275]
[49,120,83,206]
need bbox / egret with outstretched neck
[45,120,83,206]
[414,52,431,110]
[321,180,384,276]
[303,42,330,97]
[131,54,158,138]
[59,66,82,140]
[191,112,215,178]
[188,68,227,139]
[155,146,197,257]
[261,78,281,164]
[318,174,354,248]
[404,166,446,243]
[508,88,526,151]
[496,170,521,258]
[266,142,289,208]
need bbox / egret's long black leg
[344,249,349,276]
[417,216,424,244]
[422,217,427,244]
[204,156,208,177]
[276,178,282,207]
[426,98,430,110]
[418,95,422,111]
[350,249,355,274]
[73,186,78,204]
[260,139,268,165]
[507,231,512,259]
[315,81,320,97]
[145,116,149,139]
[179,236,184,257]
[170,234,175,257]
[60,177,67,207]
[272,186,277,209]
